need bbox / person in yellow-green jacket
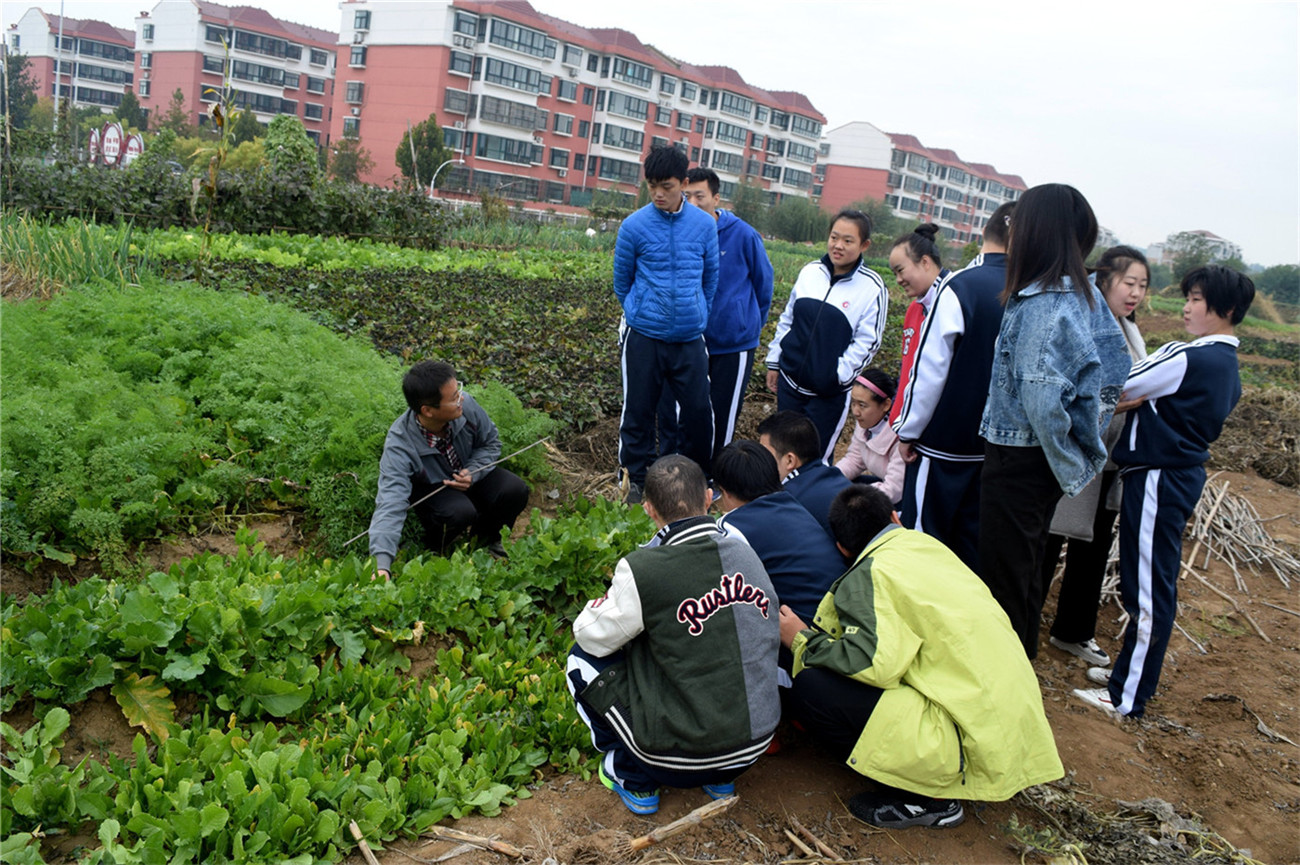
[778,484,1062,829]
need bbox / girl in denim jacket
[976,184,1132,659]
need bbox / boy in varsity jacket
[1074,265,1255,719]
[891,204,1014,571]
[567,456,779,814]
[766,210,889,461]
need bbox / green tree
[587,185,635,221]
[1148,262,1173,291]
[157,88,193,136]
[2,51,38,130]
[1254,263,1299,306]
[1168,231,1214,281]
[116,90,148,132]
[228,107,263,146]
[730,180,767,232]
[395,113,453,188]
[766,195,826,243]
[634,179,650,209]
[328,138,374,184]
[264,114,319,181]
[958,239,980,268]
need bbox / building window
[354,10,371,29]
[349,46,366,67]
[582,86,594,105]
[138,79,150,96]
[898,196,920,212]
[766,138,784,156]
[342,117,360,138]
[718,91,752,119]
[480,94,547,131]
[454,11,478,36]
[141,24,154,41]
[690,147,699,161]
[310,48,329,66]
[698,87,709,104]
[790,114,821,139]
[550,147,569,168]
[443,87,469,113]
[705,120,714,136]
[8,35,17,49]
[449,51,474,76]
[603,123,644,152]
[655,105,670,125]
[611,57,652,88]
[284,72,300,88]
[590,122,600,139]
[761,163,781,181]
[558,79,577,101]
[605,91,649,121]
[573,153,585,171]
[711,150,743,174]
[751,132,765,150]
[475,132,542,165]
[755,105,769,123]
[234,30,300,61]
[659,74,676,95]
[681,81,697,101]
[586,53,599,72]
[202,55,225,74]
[489,19,556,59]
[904,175,925,193]
[345,81,367,104]
[137,52,152,69]
[676,112,692,131]
[599,156,640,184]
[577,120,589,138]
[205,25,227,44]
[483,57,543,93]
[787,141,817,164]
[553,112,574,135]
[783,167,812,189]
[694,116,704,133]
[306,76,326,94]
[563,44,582,65]
[231,59,284,87]
[714,121,746,146]
[652,136,668,149]
[304,103,323,120]
[587,156,598,175]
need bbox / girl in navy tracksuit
[1074,265,1255,719]
[765,210,889,461]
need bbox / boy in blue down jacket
[614,147,719,502]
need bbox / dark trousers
[619,327,713,486]
[900,455,983,573]
[409,467,529,554]
[785,666,882,763]
[1043,470,1119,644]
[1109,465,1204,717]
[658,349,755,462]
[977,443,1065,659]
[565,644,750,792]
[776,377,850,463]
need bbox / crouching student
[1074,266,1255,719]
[780,485,1063,829]
[567,456,780,814]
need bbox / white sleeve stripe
[893,285,965,440]
[1124,343,1189,403]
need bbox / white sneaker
[1073,687,1123,719]
[1086,666,1111,686]
[1050,636,1111,666]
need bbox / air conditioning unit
[567,68,578,78]
[453,120,464,129]
[353,31,365,43]
[532,135,543,144]
[350,107,360,116]
[453,34,473,48]
[557,168,567,177]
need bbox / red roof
[38,12,133,46]
[195,0,337,46]
[888,133,1027,190]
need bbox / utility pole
[52,0,65,143]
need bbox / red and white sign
[88,127,101,164]
[101,122,124,167]
[123,133,145,167]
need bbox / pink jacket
[835,419,906,504]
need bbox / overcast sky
[5,0,1296,265]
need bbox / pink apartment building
[331,0,826,207]
[8,8,135,112]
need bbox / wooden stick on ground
[789,813,845,861]
[348,821,383,865]
[628,794,739,852]
[425,827,523,859]
[1260,601,1300,619]
[783,828,817,858]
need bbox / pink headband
[855,375,888,400]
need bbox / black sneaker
[625,482,644,505]
[485,541,509,560]
[848,791,964,829]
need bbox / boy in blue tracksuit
[659,167,774,460]
[614,147,720,502]
[1074,265,1255,719]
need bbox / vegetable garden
[3,207,1297,864]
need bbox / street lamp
[429,157,465,196]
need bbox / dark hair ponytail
[1002,184,1098,307]
[891,222,943,269]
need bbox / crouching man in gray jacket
[369,361,529,576]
